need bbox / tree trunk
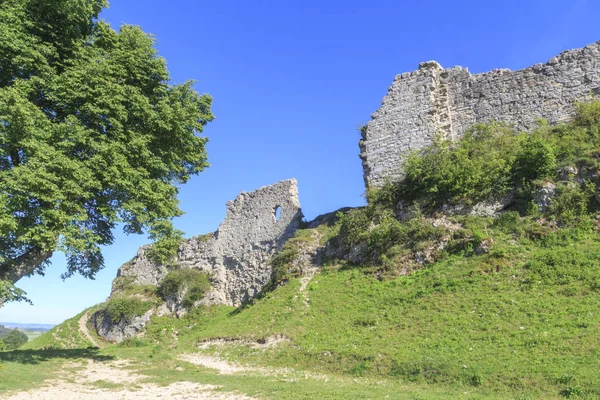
[0,249,53,283]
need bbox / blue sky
[2,0,600,324]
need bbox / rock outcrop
[360,41,600,187]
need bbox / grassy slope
[129,218,598,399]
[10,110,600,399]
[8,222,599,399]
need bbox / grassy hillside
[14,101,600,399]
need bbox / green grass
[22,306,103,350]
[0,344,525,400]
[129,220,600,399]
[17,219,600,399]
[9,105,600,398]
[19,330,44,342]
[0,348,113,393]
[5,222,600,399]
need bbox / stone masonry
[360,41,600,188]
[114,179,303,307]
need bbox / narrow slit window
[274,205,282,221]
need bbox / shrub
[367,217,407,256]
[270,246,300,285]
[158,269,211,309]
[118,337,148,348]
[103,298,154,323]
[338,208,371,248]
[513,135,556,182]
[1,329,28,350]
[574,100,600,127]
[366,182,401,218]
[400,124,519,207]
[548,183,596,226]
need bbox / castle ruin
[360,41,600,187]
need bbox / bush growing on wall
[158,269,211,309]
[400,124,519,208]
[513,135,556,182]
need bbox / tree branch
[0,248,53,284]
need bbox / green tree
[1,329,28,350]
[0,0,214,302]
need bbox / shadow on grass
[0,347,114,365]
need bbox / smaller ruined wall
[115,179,303,307]
[361,41,600,187]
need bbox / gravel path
[2,359,255,400]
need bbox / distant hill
[0,323,55,332]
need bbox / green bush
[103,298,154,323]
[1,329,28,350]
[513,135,556,181]
[400,124,519,207]
[338,208,371,248]
[367,217,407,256]
[158,269,211,309]
[548,183,596,226]
[270,246,300,285]
[574,100,600,127]
[365,182,401,218]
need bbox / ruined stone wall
[361,41,600,187]
[115,179,302,307]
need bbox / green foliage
[0,0,213,292]
[1,329,28,350]
[266,229,321,291]
[103,298,153,324]
[0,325,12,339]
[0,281,30,304]
[365,182,401,217]
[389,101,600,219]
[158,269,210,309]
[513,135,556,181]
[110,275,136,293]
[491,211,522,234]
[574,100,600,127]
[366,216,407,256]
[547,182,597,226]
[337,208,370,248]
[270,246,300,285]
[401,124,519,207]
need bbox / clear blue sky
[2,0,599,324]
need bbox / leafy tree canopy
[0,0,214,302]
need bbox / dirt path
[78,311,102,349]
[2,359,255,400]
[294,231,323,308]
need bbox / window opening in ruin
[274,205,282,221]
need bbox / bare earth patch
[197,334,289,352]
[2,359,255,400]
[179,354,260,375]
